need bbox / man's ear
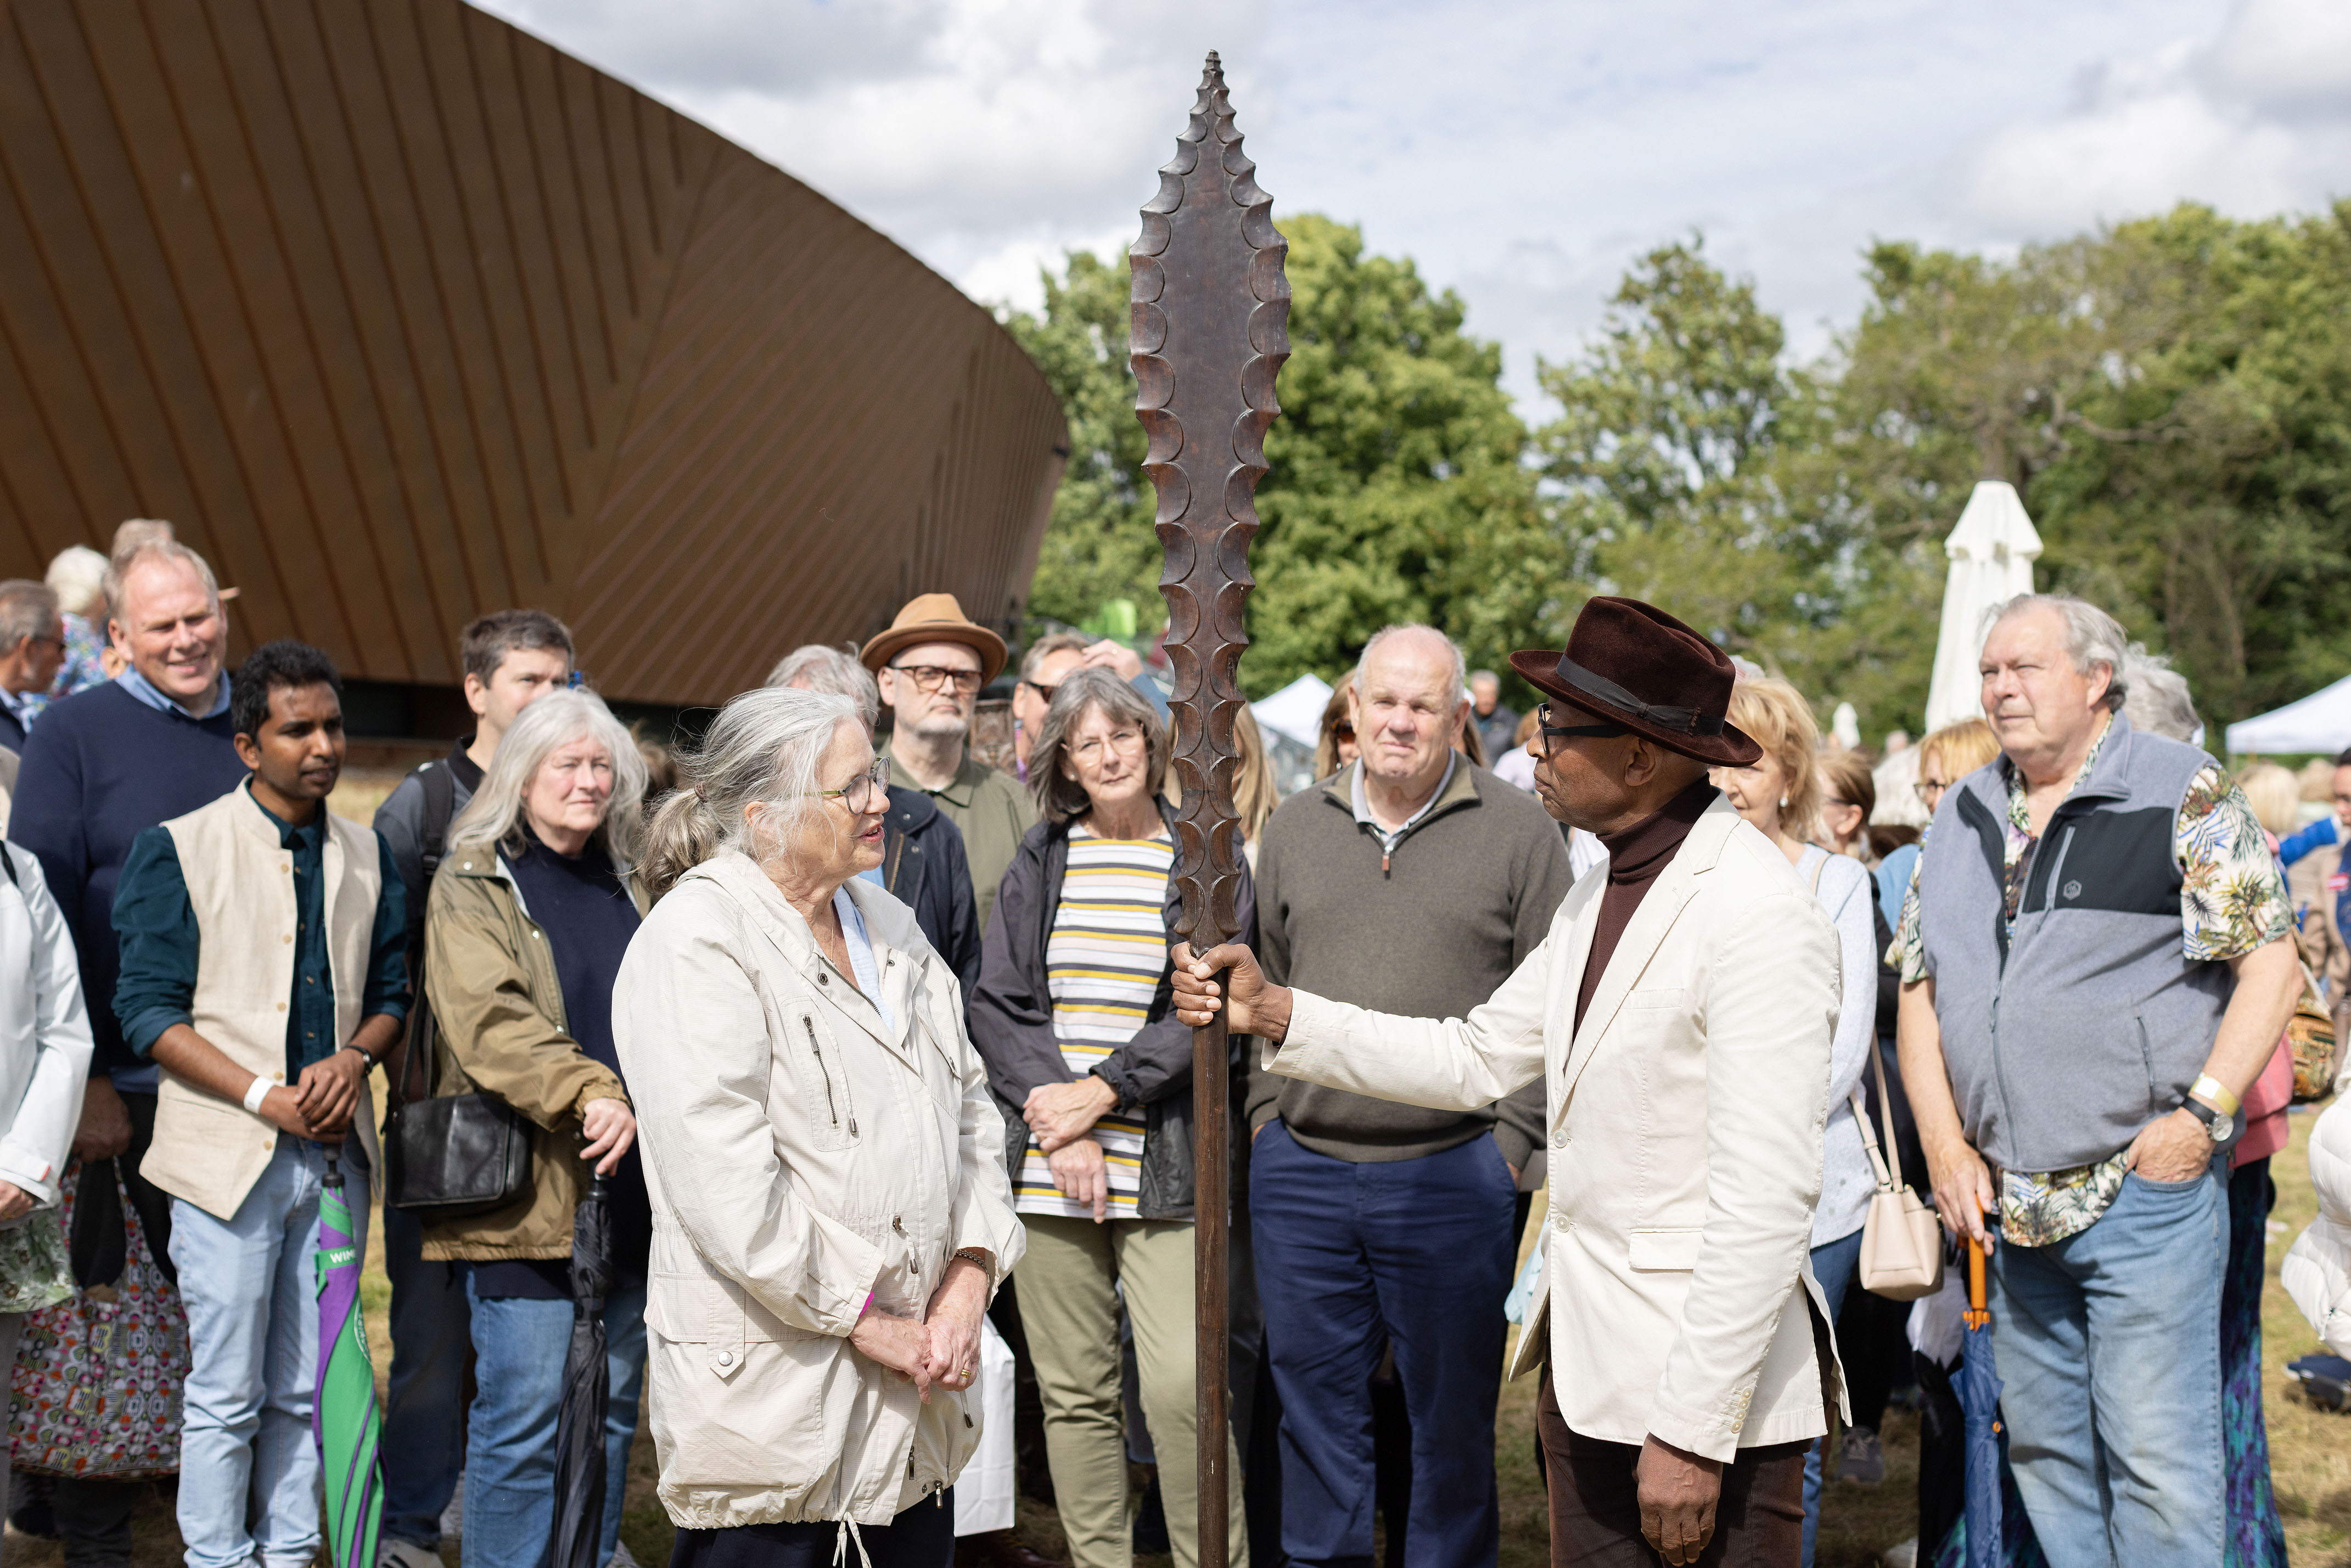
[232,730,262,771]
[462,671,489,719]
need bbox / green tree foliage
[1006,215,1548,696]
[1012,202,2351,740]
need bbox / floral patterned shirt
[1892,716,2291,1244]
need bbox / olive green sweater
[1246,760,1573,1177]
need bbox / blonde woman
[422,690,650,1568]
[1232,706,1281,873]
[1714,676,1878,1568]
[615,687,1022,1565]
[1312,673,1356,780]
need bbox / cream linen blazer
[1269,795,1846,1461]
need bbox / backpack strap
[417,758,458,880]
[0,842,16,890]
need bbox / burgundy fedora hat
[1507,597,1761,767]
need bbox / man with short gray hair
[1895,591,2300,1566]
[1245,622,1572,1568]
[0,580,64,755]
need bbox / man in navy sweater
[4,537,243,1561]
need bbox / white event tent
[2225,675,2351,756]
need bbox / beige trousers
[1015,1215,1249,1568]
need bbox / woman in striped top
[970,667,1254,1568]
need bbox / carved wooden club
[1130,51,1289,1567]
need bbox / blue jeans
[168,1137,369,1568]
[1990,1162,2228,1568]
[462,1273,649,1568]
[381,1203,470,1547]
[1249,1121,1516,1568]
[1800,1226,1862,1568]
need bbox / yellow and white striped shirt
[1013,828,1174,1219]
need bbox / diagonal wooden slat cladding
[0,0,1068,707]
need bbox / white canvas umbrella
[1250,673,1334,750]
[1922,481,2044,735]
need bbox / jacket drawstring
[833,1519,873,1568]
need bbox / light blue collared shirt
[115,666,230,720]
[833,887,896,1037]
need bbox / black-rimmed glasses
[1536,701,1627,755]
[891,663,984,695]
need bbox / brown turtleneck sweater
[1573,779,1720,1032]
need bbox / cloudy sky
[476,0,2351,409]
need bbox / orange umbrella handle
[1965,1236,1989,1329]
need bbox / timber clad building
[0,0,1068,735]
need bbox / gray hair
[2120,644,2201,744]
[44,546,107,617]
[766,644,878,735]
[639,687,857,901]
[1987,593,2129,712]
[1355,623,1468,706]
[1028,666,1169,825]
[448,690,647,872]
[104,539,220,622]
[1020,631,1090,683]
[0,580,59,653]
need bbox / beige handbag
[1852,1042,1945,1301]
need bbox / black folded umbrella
[548,1174,613,1568]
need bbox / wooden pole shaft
[1194,1004,1232,1568]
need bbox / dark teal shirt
[113,790,408,1079]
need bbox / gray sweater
[1247,760,1573,1176]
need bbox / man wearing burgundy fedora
[1176,597,1847,1567]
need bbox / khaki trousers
[1016,1215,1248,1568]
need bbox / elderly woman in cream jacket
[614,687,1023,1568]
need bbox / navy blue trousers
[1249,1121,1516,1568]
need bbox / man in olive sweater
[1247,625,1572,1568]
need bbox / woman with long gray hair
[419,689,651,1568]
[616,685,1023,1567]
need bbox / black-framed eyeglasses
[814,757,893,813]
[891,663,984,695]
[1022,678,1059,703]
[1914,779,1949,805]
[1537,702,1627,754]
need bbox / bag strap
[1849,1043,1909,1194]
[393,760,462,1112]
[418,760,458,879]
[1806,850,1829,896]
[0,841,16,889]
[2299,956,2330,1011]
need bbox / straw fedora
[858,593,1008,685]
[1508,596,1761,767]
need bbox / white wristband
[242,1076,273,1115]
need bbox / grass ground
[7,1106,2343,1565]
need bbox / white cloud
[472,0,2346,413]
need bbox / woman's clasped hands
[846,1251,992,1402]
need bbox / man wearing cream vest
[112,640,407,1568]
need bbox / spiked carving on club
[1130,50,1289,1568]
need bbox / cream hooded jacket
[613,853,1025,1530]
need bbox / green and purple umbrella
[314,1153,382,1568]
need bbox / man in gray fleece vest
[1895,594,2298,1568]
[1245,624,1572,1568]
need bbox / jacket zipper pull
[803,1019,839,1127]
[1382,849,1391,878]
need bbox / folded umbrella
[1955,1238,2002,1568]
[549,1173,614,1568]
[314,1153,382,1568]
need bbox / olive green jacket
[419,844,648,1261]
[924,754,1034,936]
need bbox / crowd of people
[0,526,2329,1568]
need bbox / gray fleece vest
[1917,713,2229,1172]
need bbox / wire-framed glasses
[815,757,892,813]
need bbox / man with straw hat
[1175,596,1846,1567]
[862,593,1033,935]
